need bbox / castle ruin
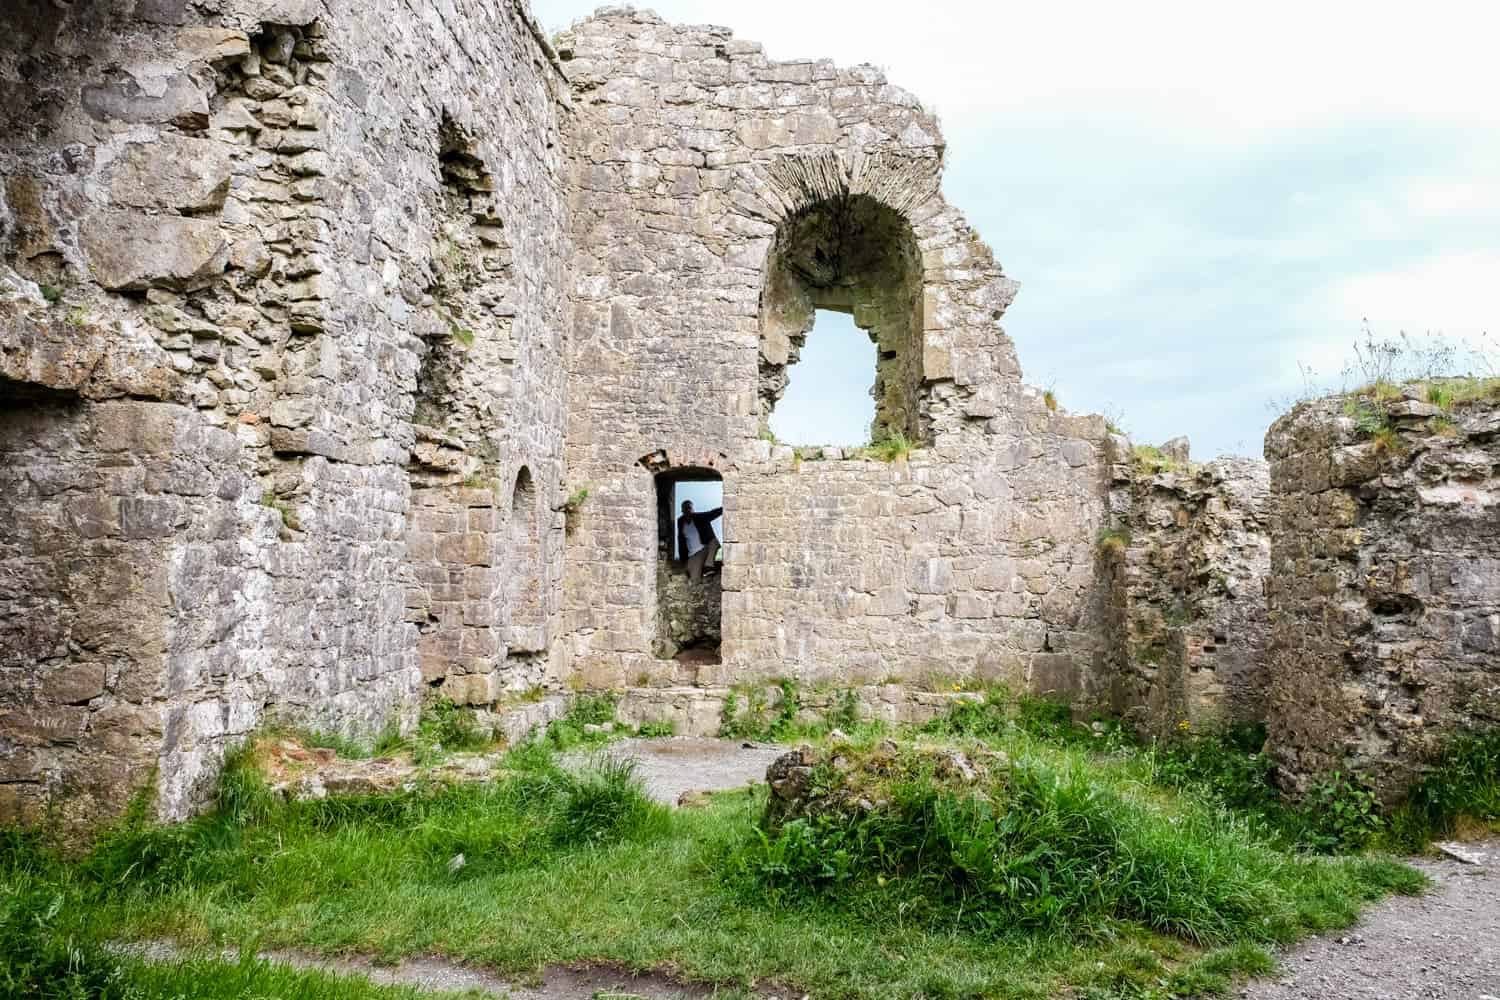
[1,0,1495,834]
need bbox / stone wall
[1264,387,1500,800]
[0,0,573,830]
[615,682,974,738]
[0,393,272,829]
[556,9,1115,700]
[1105,440,1271,734]
[723,451,1110,692]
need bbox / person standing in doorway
[677,499,722,581]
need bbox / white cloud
[1325,252,1500,339]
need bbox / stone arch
[506,464,545,653]
[759,192,926,444]
[742,151,1029,440]
[511,464,536,513]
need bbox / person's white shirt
[683,519,703,557]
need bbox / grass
[727,741,1419,948]
[0,747,665,1000]
[1131,444,1193,476]
[1444,375,1500,404]
[1382,728,1500,851]
[277,724,405,761]
[10,695,1488,1000]
[718,680,867,744]
[860,432,913,463]
[1341,373,1500,450]
[540,692,620,750]
[271,699,491,768]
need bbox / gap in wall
[768,308,877,448]
[653,469,723,664]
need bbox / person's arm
[703,507,723,520]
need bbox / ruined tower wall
[557,10,1114,696]
[1104,445,1272,735]
[1264,391,1500,800]
[0,0,571,828]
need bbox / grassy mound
[730,739,1420,943]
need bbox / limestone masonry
[0,0,1494,833]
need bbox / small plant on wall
[1096,526,1130,559]
[557,486,590,533]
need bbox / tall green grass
[1384,729,1500,850]
[726,740,1421,944]
[0,828,485,1000]
[0,745,668,1000]
[1,696,1468,1000]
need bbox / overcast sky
[537,0,1500,457]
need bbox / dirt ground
[563,735,787,805]
[1240,839,1499,1000]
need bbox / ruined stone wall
[557,9,1114,697]
[1265,389,1500,800]
[724,451,1109,692]
[0,393,274,829]
[1105,441,1271,735]
[0,0,572,828]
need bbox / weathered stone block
[108,134,234,213]
[82,210,228,291]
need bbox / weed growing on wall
[541,692,620,750]
[860,432,912,463]
[1384,728,1500,851]
[719,680,799,741]
[1096,526,1131,558]
[409,698,491,764]
[1132,444,1194,476]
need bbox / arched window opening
[512,465,535,513]
[653,468,723,664]
[759,194,926,447]
[767,308,877,447]
[506,465,544,654]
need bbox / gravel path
[564,736,786,805]
[1240,840,1500,999]
[125,943,726,999]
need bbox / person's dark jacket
[676,508,722,559]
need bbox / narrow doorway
[653,469,723,664]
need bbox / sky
[673,481,723,558]
[536,0,1500,458]
[769,311,877,447]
